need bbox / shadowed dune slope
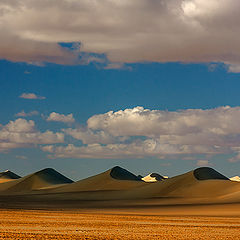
[142,173,165,182]
[110,166,141,181]
[193,167,229,180]
[30,167,240,202]
[150,173,164,181]
[51,166,146,193]
[0,168,73,194]
[1,166,240,204]
[0,170,21,180]
[130,167,240,200]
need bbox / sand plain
[0,206,240,240]
[1,166,240,239]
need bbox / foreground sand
[1,204,240,240]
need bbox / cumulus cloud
[87,106,240,139]
[0,118,64,152]
[47,112,75,123]
[63,128,117,144]
[15,110,39,117]
[19,93,46,100]
[42,106,240,159]
[42,140,223,159]
[1,0,240,70]
[196,160,210,167]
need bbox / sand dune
[50,166,146,194]
[0,170,21,183]
[142,173,165,182]
[230,176,240,182]
[0,170,20,179]
[129,167,240,202]
[0,168,73,194]
[0,166,240,206]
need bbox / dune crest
[110,166,142,181]
[0,168,73,193]
[50,166,146,195]
[230,176,240,182]
[0,166,240,206]
[142,173,165,182]
[0,170,21,180]
[193,167,229,180]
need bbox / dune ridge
[0,168,73,194]
[142,173,165,182]
[0,166,240,206]
[0,170,21,180]
[230,176,240,182]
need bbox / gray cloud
[47,112,75,123]
[1,0,240,70]
[44,106,240,159]
[15,110,39,117]
[19,93,46,100]
[0,118,64,152]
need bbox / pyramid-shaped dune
[193,167,229,180]
[110,166,142,181]
[0,168,73,194]
[131,167,240,200]
[51,166,146,194]
[142,173,165,182]
[0,170,21,180]
[0,166,240,205]
[230,176,240,182]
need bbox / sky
[1,0,240,180]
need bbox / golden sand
[0,208,240,240]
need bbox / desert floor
[0,204,240,239]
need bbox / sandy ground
[0,205,240,240]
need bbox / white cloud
[4,106,240,160]
[19,93,46,100]
[15,110,39,117]
[47,112,75,123]
[0,118,64,152]
[228,153,240,163]
[1,0,240,70]
[63,128,116,144]
[43,106,240,159]
[87,106,240,138]
[5,118,35,133]
[196,160,210,166]
[42,140,223,159]
[16,155,27,160]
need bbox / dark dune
[49,166,147,194]
[149,173,164,181]
[0,168,73,194]
[0,166,240,207]
[110,166,142,181]
[33,168,73,185]
[0,170,21,180]
[193,167,229,180]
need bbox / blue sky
[1,0,240,180]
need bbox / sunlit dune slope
[0,168,73,194]
[142,173,165,182]
[0,170,21,183]
[131,167,240,200]
[51,166,146,193]
[1,166,240,205]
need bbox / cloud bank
[1,0,240,70]
[15,110,39,117]
[42,106,240,160]
[0,118,64,152]
[19,93,46,100]
[47,112,75,123]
